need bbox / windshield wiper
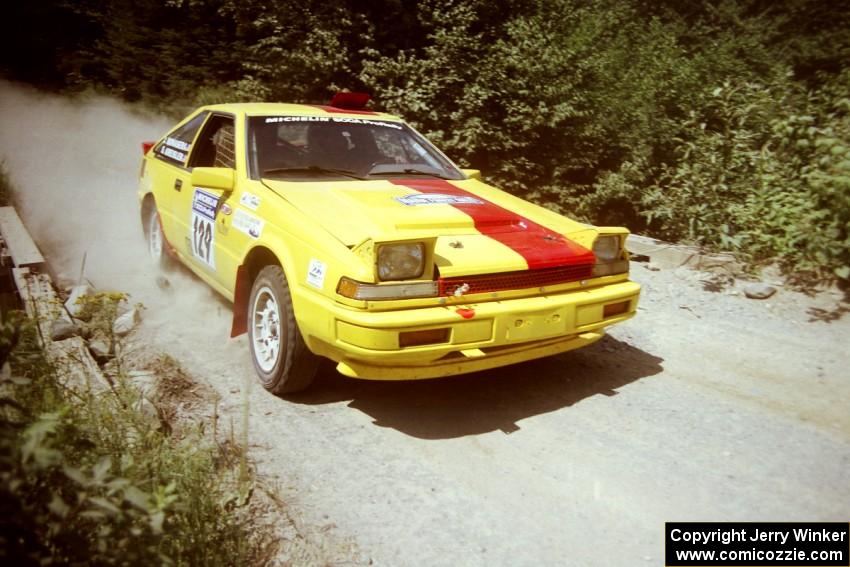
[368,167,452,180]
[262,166,365,180]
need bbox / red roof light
[329,92,371,110]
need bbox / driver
[308,124,356,171]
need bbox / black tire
[144,201,174,271]
[248,265,319,394]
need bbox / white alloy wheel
[247,265,320,394]
[145,204,173,270]
[252,285,282,373]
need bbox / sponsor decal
[159,146,186,162]
[329,117,402,129]
[158,136,191,163]
[192,189,218,218]
[239,192,261,210]
[190,188,219,269]
[264,115,400,128]
[389,179,595,270]
[165,136,191,151]
[232,209,264,239]
[395,193,484,206]
[306,259,326,289]
[265,116,330,123]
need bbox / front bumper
[299,280,641,380]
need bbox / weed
[0,310,267,565]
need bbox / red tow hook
[455,307,475,319]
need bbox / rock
[64,284,93,319]
[630,253,650,263]
[49,336,112,393]
[77,322,94,340]
[128,370,158,400]
[88,336,112,361]
[50,318,79,341]
[744,283,777,300]
[156,275,171,290]
[627,234,743,274]
[115,302,131,317]
[696,253,743,276]
[113,307,141,337]
[647,262,662,272]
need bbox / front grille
[438,263,594,296]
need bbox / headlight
[377,243,425,281]
[592,235,621,262]
[592,234,628,277]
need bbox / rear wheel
[248,265,319,394]
[144,202,173,270]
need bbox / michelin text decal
[264,116,402,130]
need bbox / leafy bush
[622,72,850,281]
[2,0,849,283]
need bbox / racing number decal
[190,188,219,269]
[193,215,214,263]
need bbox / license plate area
[504,309,569,342]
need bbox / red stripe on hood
[389,179,594,270]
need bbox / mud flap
[230,264,249,337]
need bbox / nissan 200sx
[137,94,640,394]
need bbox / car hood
[262,177,596,276]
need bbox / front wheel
[248,265,319,394]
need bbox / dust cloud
[0,80,225,328]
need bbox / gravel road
[2,82,849,566]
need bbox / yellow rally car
[137,94,640,394]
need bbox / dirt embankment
[1,81,849,567]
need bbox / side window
[400,136,442,168]
[189,114,236,169]
[154,112,207,167]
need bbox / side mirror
[461,168,481,181]
[191,167,234,191]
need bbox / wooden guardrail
[0,206,108,392]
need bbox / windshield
[247,116,464,181]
